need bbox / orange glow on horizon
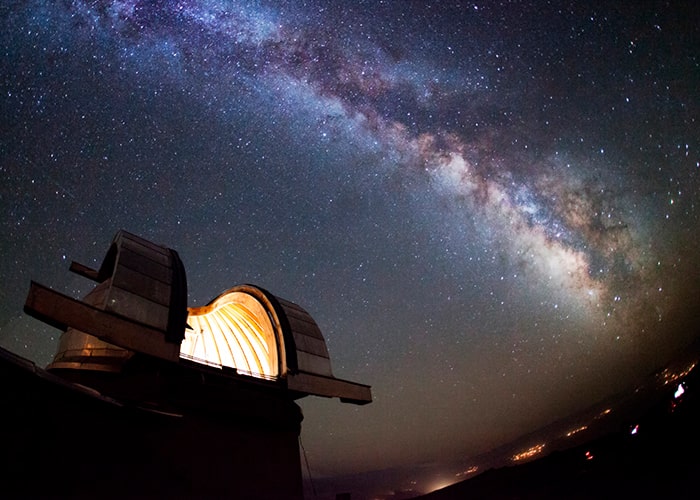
[456,465,479,477]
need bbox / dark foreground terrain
[419,348,700,500]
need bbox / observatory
[4,230,371,499]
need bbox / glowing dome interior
[181,289,280,379]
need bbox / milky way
[1,1,699,495]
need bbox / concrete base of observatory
[0,346,305,500]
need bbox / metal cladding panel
[83,279,110,309]
[269,295,371,403]
[118,234,172,266]
[117,230,172,257]
[104,286,170,331]
[274,297,325,340]
[292,334,330,359]
[114,247,173,285]
[111,265,172,307]
[295,352,333,378]
[286,315,327,345]
[102,238,172,331]
[272,295,334,378]
[102,230,188,343]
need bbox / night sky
[1,0,699,494]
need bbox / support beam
[69,261,100,282]
[287,371,372,405]
[24,281,180,362]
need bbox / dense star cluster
[1,0,699,492]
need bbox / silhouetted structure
[3,230,370,499]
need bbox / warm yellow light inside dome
[180,290,279,379]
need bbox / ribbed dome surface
[181,290,279,379]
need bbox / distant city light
[658,362,696,386]
[456,465,479,477]
[511,443,546,462]
[565,425,588,437]
[595,408,612,419]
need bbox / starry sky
[1,0,699,494]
